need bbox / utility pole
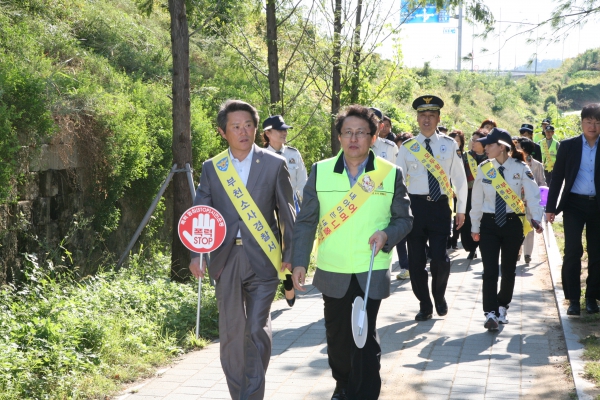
[457,6,463,71]
[497,8,501,76]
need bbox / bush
[0,252,217,399]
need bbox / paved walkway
[120,236,572,400]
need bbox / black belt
[571,193,596,200]
[483,212,524,219]
[409,194,448,202]
[235,238,243,246]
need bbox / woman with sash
[461,129,489,260]
[448,130,465,250]
[515,137,547,264]
[470,128,543,331]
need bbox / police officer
[396,95,468,321]
[370,107,399,163]
[262,115,308,204]
[519,123,542,163]
[470,128,543,331]
[538,124,560,186]
[263,114,308,307]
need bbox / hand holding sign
[183,213,216,250]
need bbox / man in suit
[546,103,600,316]
[291,105,412,400]
[188,99,295,399]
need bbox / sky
[378,0,599,71]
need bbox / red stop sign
[178,206,227,253]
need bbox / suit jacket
[546,135,600,214]
[292,151,413,299]
[192,144,295,280]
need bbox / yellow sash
[317,159,394,243]
[480,161,533,237]
[467,152,478,179]
[405,139,454,198]
[540,140,555,171]
[212,149,288,279]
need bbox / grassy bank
[0,252,218,399]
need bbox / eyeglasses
[340,130,369,139]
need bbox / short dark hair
[394,132,413,146]
[480,119,497,129]
[472,128,489,139]
[217,100,259,132]
[581,103,600,120]
[382,116,392,125]
[516,137,534,155]
[335,105,378,136]
[449,130,465,152]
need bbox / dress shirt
[372,137,398,163]
[571,135,598,196]
[343,154,369,187]
[266,144,308,200]
[230,146,254,237]
[470,157,543,233]
[396,132,468,213]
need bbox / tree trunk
[266,0,281,115]
[330,0,342,156]
[169,0,193,282]
[349,0,363,104]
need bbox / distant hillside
[514,59,562,72]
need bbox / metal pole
[196,253,203,339]
[185,163,196,200]
[117,164,178,267]
[457,6,463,72]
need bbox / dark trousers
[407,195,452,314]
[323,275,382,400]
[460,189,480,253]
[448,196,459,248]
[544,170,553,187]
[562,195,600,301]
[479,213,524,315]
[395,237,409,269]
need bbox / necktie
[276,151,282,155]
[495,166,506,227]
[424,139,441,201]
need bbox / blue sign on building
[401,1,450,24]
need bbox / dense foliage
[0,251,217,399]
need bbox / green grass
[0,252,218,399]
[581,335,600,385]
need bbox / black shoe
[586,298,599,314]
[435,300,448,316]
[283,275,295,307]
[415,311,433,321]
[567,300,581,316]
[524,255,531,264]
[331,388,347,400]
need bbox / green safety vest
[315,153,396,274]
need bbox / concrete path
[119,236,572,400]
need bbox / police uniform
[372,136,399,163]
[470,128,543,330]
[395,95,468,320]
[266,144,308,201]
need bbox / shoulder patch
[382,138,395,146]
[287,146,298,151]
[441,135,455,141]
[480,159,492,165]
[526,170,535,180]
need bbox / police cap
[262,115,292,131]
[412,95,444,112]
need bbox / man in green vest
[291,105,413,400]
[538,124,560,186]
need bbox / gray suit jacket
[292,151,413,299]
[192,144,295,280]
